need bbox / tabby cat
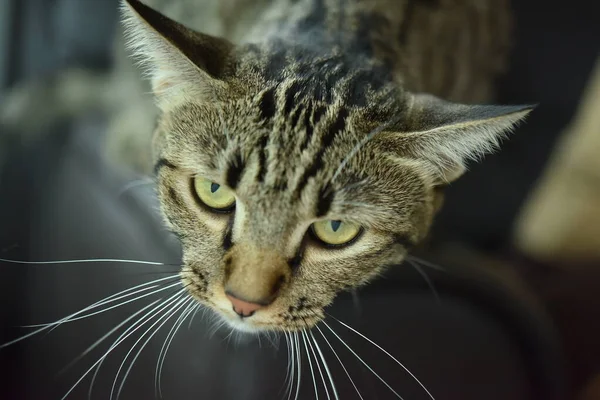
[4,0,533,334]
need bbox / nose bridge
[224,242,291,305]
[240,200,294,250]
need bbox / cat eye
[311,220,362,246]
[193,177,236,212]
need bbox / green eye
[311,220,361,246]
[193,177,236,211]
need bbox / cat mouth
[180,269,324,332]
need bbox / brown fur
[115,0,533,332]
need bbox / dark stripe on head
[256,135,269,182]
[226,152,245,189]
[264,48,287,81]
[167,187,183,207]
[300,104,327,151]
[222,215,235,251]
[294,107,349,196]
[290,105,303,130]
[288,233,308,272]
[327,107,349,138]
[284,81,302,116]
[299,102,314,150]
[316,186,335,217]
[313,105,327,125]
[258,87,277,122]
[154,158,178,175]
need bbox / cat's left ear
[120,0,234,110]
[387,94,535,183]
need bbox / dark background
[0,0,598,399]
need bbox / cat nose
[225,292,268,318]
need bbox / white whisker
[59,299,162,378]
[263,330,279,350]
[286,332,295,400]
[331,118,399,183]
[315,325,364,400]
[0,276,179,349]
[108,293,188,399]
[117,178,155,198]
[322,320,405,399]
[406,259,441,304]
[304,329,330,400]
[47,281,181,330]
[0,257,168,266]
[329,317,435,400]
[406,255,446,272]
[61,291,185,400]
[256,331,263,349]
[293,332,302,400]
[156,301,197,398]
[87,295,181,398]
[282,332,291,398]
[301,330,319,400]
[187,304,201,330]
[310,331,339,400]
[113,296,193,400]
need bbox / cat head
[121,0,533,333]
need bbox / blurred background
[0,0,599,399]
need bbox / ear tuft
[120,0,233,110]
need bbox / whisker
[281,332,291,398]
[315,324,364,400]
[293,331,302,400]
[61,291,185,400]
[108,293,188,399]
[186,304,201,330]
[57,299,162,378]
[310,330,340,400]
[406,255,446,272]
[256,331,263,349]
[331,117,400,183]
[122,271,183,277]
[0,257,172,266]
[117,178,155,198]
[0,276,180,349]
[328,316,436,400]
[304,329,330,400]
[406,259,441,304]
[156,301,197,398]
[321,320,405,399]
[34,280,182,329]
[301,330,320,400]
[263,329,279,350]
[287,332,296,400]
[114,296,193,400]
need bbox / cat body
[1,0,532,332]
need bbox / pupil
[331,220,342,232]
[210,183,220,193]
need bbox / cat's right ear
[120,0,234,110]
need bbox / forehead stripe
[154,158,178,176]
[293,107,349,197]
[226,152,245,190]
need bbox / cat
[1,0,532,333]
[114,0,533,333]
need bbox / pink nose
[226,293,265,318]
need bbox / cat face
[122,0,532,332]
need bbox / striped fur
[121,0,533,332]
